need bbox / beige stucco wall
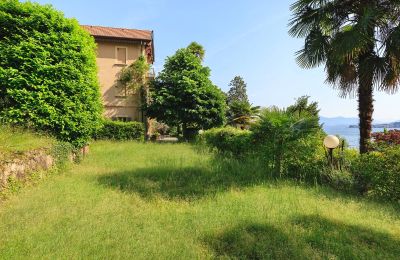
[95,39,145,121]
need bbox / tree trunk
[358,58,374,154]
[177,124,182,137]
[182,122,187,141]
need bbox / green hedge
[201,127,253,157]
[94,121,144,141]
[0,0,102,147]
[352,147,400,201]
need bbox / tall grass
[0,126,54,155]
[0,141,399,259]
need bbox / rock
[0,149,55,191]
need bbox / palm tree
[289,0,400,153]
[227,101,261,128]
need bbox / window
[116,47,127,64]
[111,116,132,122]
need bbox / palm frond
[325,54,358,98]
[295,27,330,68]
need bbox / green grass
[0,141,399,259]
[0,126,54,155]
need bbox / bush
[352,147,400,201]
[252,98,321,177]
[51,141,75,165]
[94,120,144,141]
[322,169,355,192]
[371,129,400,148]
[151,121,170,136]
[201,127,253,158]
[0,0,102,147]
[284,134,326,182]
[202,97,378,197]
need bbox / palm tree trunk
[358,57,374,154]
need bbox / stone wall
[0,149,54,191]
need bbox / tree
[287,96,319,118]
[146,43,226,140]
[226,76,258,127]
[252,98,321,176]
[227,101,260,127]
[226,76,249,105]
[187,42,205,61]
[0,0,102,147]
[289,0,400,153]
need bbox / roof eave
[92,35,152,43]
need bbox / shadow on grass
[205,223,303,259]
[205,215,400,259]
[97,158,272,200]
[97,156,400,217]
[292,214,400,259]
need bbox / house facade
[82,25,155,122]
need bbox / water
[323,125,400,148]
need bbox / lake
[323,125,399,148]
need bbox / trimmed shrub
[94,120,144,141]
[0,0,102,147]
[352,147,400,201]
[201,127,253,158]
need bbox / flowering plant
[371,129,400,147]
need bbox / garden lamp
[324,135,340,166]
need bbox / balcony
[147,67,156,79]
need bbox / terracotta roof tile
[81,25,152,41]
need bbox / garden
[1,0,400,259]
[0,141,399,259]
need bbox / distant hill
[320,116,359,126]
[349,121,400,129]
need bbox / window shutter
[116,47,127,64]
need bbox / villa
[82,25,155,122]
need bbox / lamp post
[323,135,340,167]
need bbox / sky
[27,0,400,122]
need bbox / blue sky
[28,0,400,121]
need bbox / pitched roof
[81,25,152,41]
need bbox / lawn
[0,141,399,259]
[0,126,54,156]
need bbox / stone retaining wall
[0,149,54,191]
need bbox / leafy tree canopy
[226,76,249,105]
[287,96,319,118]
[0,0,102,147]
[146,43,226,138]
[187,42,205,61]
[289,0,400,153]
[227,101,260,127]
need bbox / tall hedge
[94,120,144,141]
[0,0,102,147]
